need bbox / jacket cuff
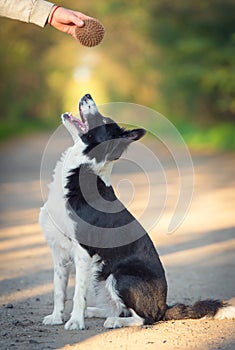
[30,0,54,27]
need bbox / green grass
[177,122,235,151]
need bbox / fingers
[70,14,84,27]
[48,6,95,40]
[69,12,94,27]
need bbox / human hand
[48,6,91,40]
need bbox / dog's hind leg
[43,245,70,325]
[101,274,144,328]
[102,260,167,329]
[104,309,144,328]
[86,279,129,319]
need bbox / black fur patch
[65,163,168,323]
[65,164,135,228]
[65,163,149,248]
[81,120,145,163]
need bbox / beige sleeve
[0,0,55,27]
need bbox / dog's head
[62,94,146,163]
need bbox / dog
[39,93,235,330]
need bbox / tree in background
[0,4,81,137]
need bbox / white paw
[104,317,122,329]
[65,317,85,330]
[43,313,64,325]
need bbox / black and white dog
[39,94,235,330]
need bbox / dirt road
[0,132,235,350]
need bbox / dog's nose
[79,94,93,106]
[84,93,92,100]
[79,94,98,117]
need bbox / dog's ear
[121,128,146,142]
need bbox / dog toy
[75,18,105,47]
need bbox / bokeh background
[1,0,235,149]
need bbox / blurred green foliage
[0,0,235,149]
[148,0,235,122]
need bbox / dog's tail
[164,299,235,321]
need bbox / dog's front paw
[65,317,85,330]
[104,317,122,329]
[43,313,64,325]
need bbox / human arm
[0,0,90,36]
[0,0,54,27]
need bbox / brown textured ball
[75,18,105,47]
